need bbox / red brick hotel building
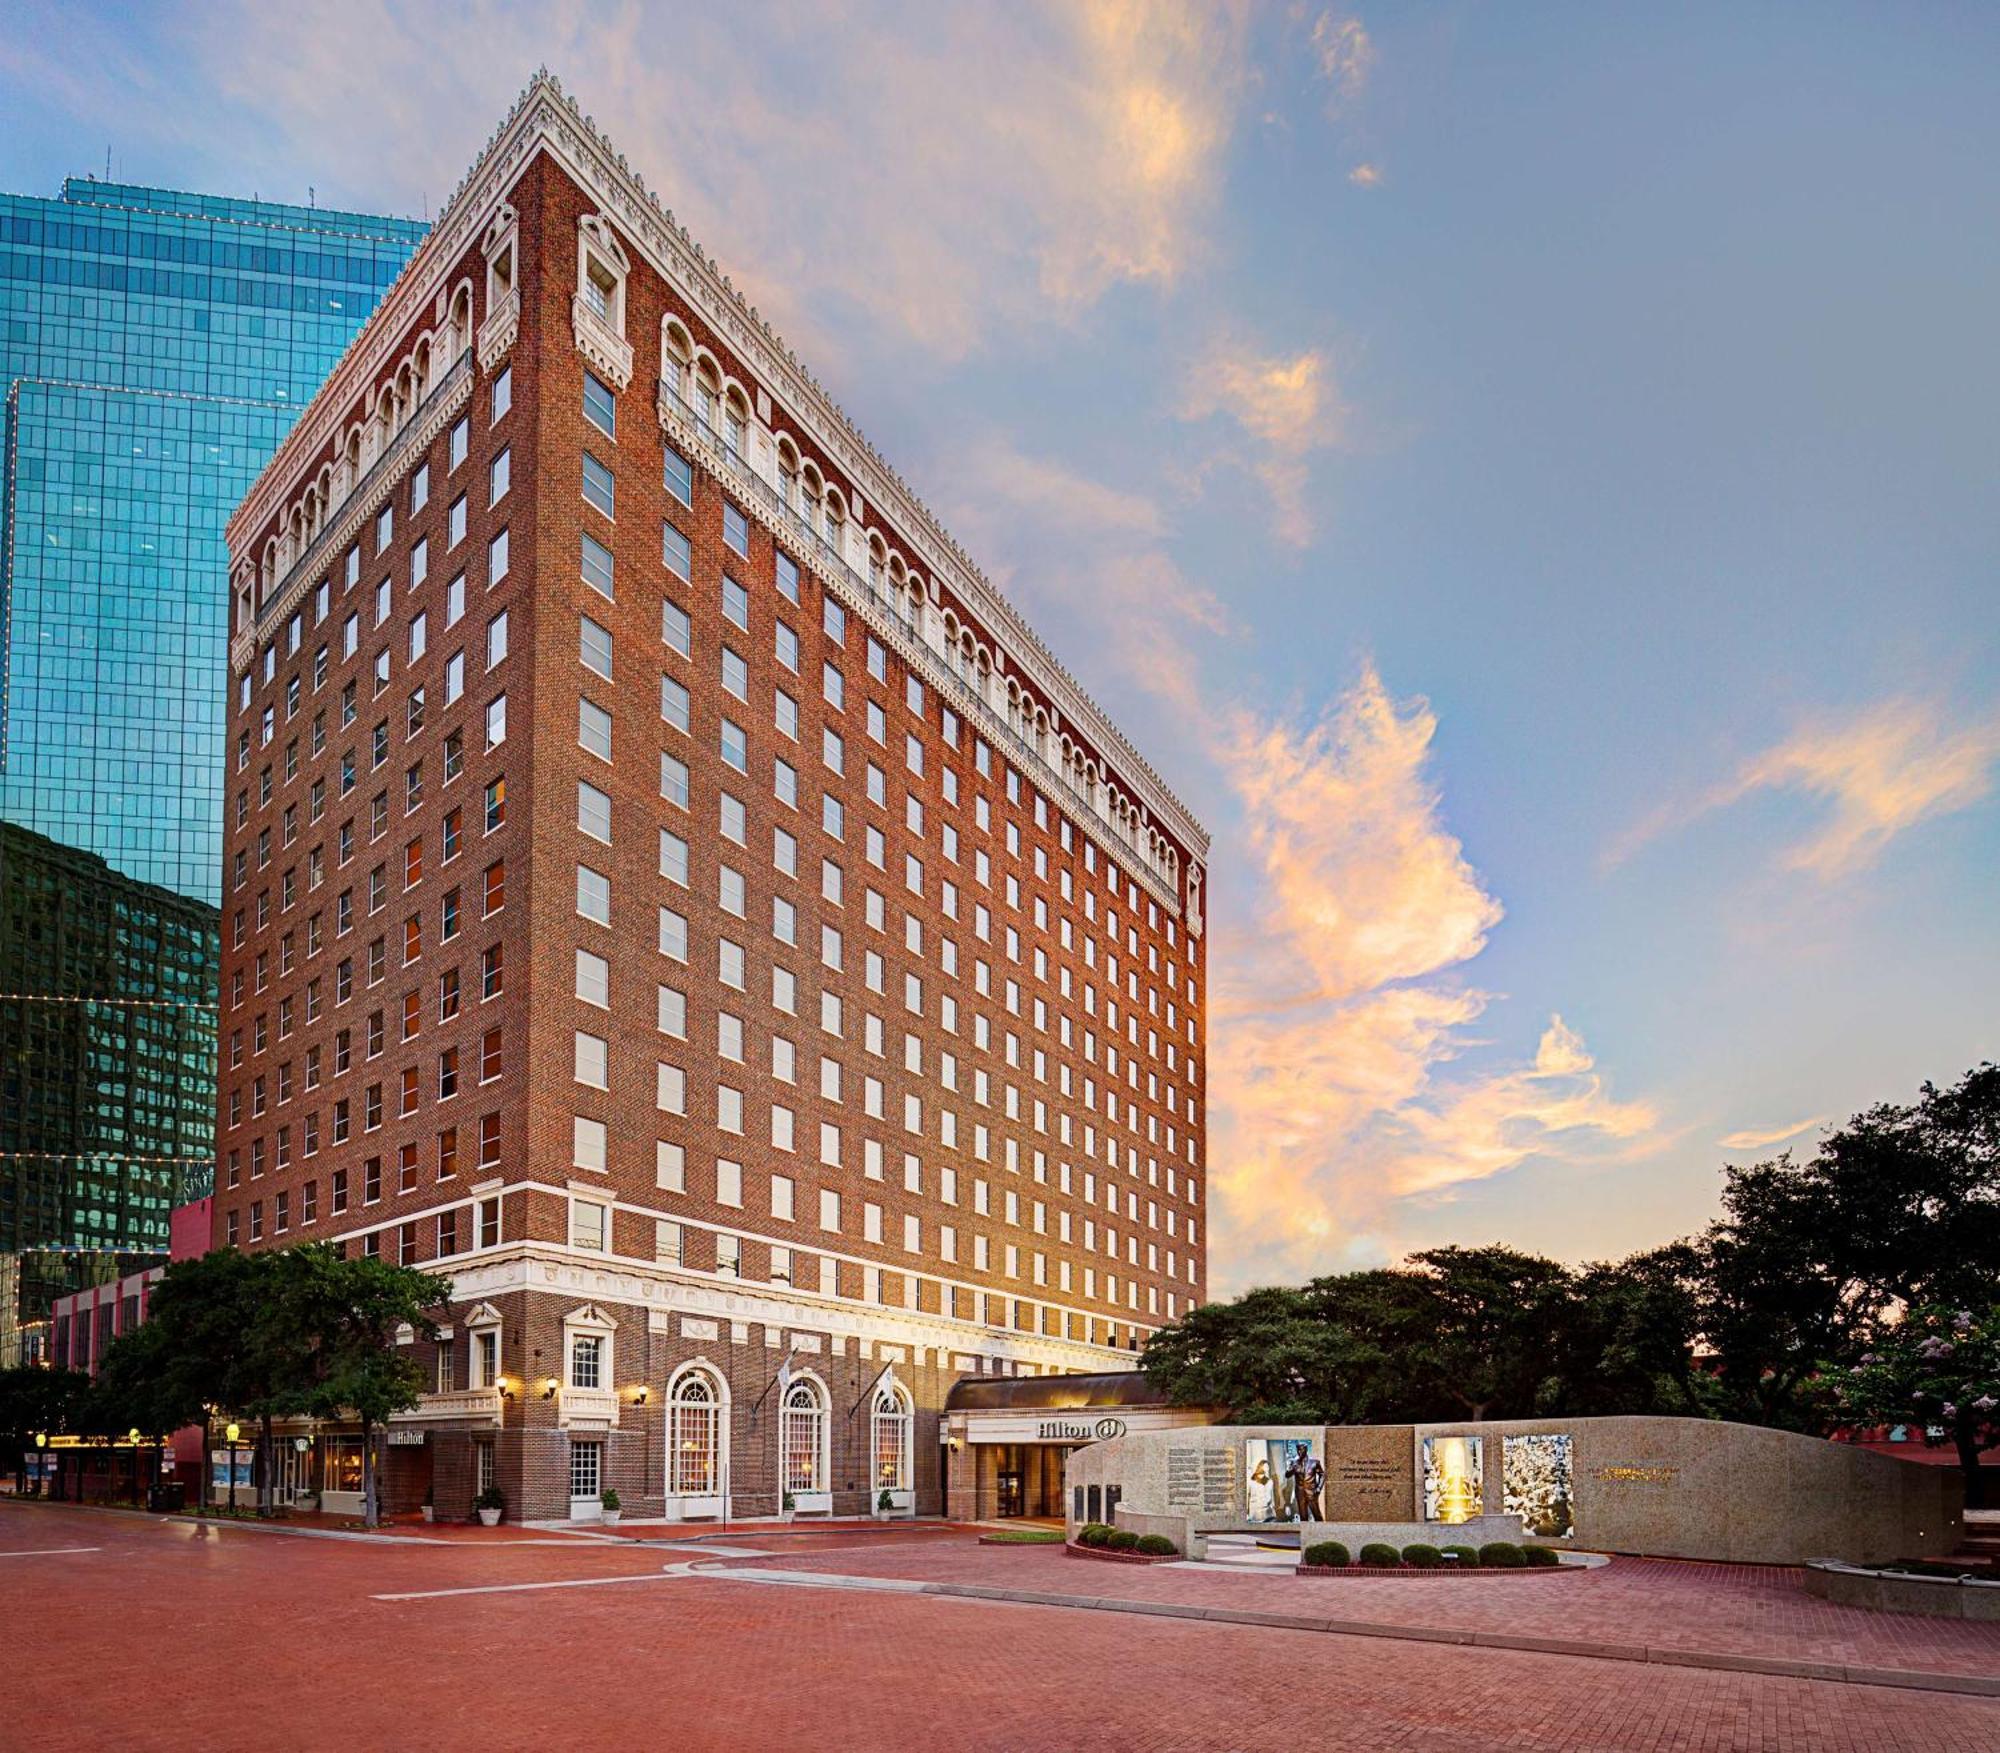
[216,74,1208,1524]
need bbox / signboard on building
[959,1408,1205,1445]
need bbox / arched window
[723,387,748,461]
[669,1364,726,1496]
[694,358,721,433]
[871,1380,912,1493]
[780,1376,828,1496]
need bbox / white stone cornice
[439,1241,1139,1376]
[229,355,472,672]
[225,70,1205,863]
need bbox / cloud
[945,439,1659,1293]
[1205,669,1657,1289]
[1216,668,1499,1003]
[165,0,1248,365]
[1611,697,2000,879]
[1718,1116,1824,1152]
[1347,162,1384,187]
[1181,340,1343,546]
[1309,11,1376,111]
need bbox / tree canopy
[1145,1063,1999,1506]
[72,1243,450,1526]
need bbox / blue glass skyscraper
[0,179,424,1353]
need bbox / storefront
[942,1372,1215,1520]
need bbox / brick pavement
[711,1534,2000,1680]
[5,1503,1999,1752]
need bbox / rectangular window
[659,752,690,809]
[578,780,612,842]
[580,616,613,679]
[489,447,511,506]
[723,502,749,556]
[580,531,615,601]
[581,452,615,517]
[579,698,613,762]
[663,444,692,505]
[571,1200,607,1255]
[583,371,616,438]
[576,864,611,925]
[663,523,692,580]
[660,675,691,733]
[662,598,692,658]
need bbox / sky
[6,2,1996,1295]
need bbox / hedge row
[1301,1540,1564,1570]
[1075,1523,1179,1557]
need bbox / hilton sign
[1035,1417,1127,1443]
[957,1408,1207,1445]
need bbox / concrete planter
[477,1507,501,1527]
[1805,1560,2000,1621]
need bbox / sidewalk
[694,1534,2000,1696]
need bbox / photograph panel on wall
[1243,1437,1317,1523]
[1421,1434,1483,1525]
[1502,1433,1575,1539]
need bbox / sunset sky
[7,2,1995,1293]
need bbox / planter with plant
[421,1487,435,1524]
[474,1486,505,1527]
[600,1487,621,1526]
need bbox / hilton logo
[1036,1417,1128,1442]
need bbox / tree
[1545,1245,1718,1420]
[283,1246,449,1527]
[122,1247,278,1513]
[1144,1245,1706,1426]
[1827,1306,2000,1508]
[1140,1287,1389,1423]
[0,1366,89,1492]
[1696,1064,2000,1430]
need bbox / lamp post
[225,1422,242,1513]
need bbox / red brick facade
[215,78,1207,1523]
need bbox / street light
[224,1422,242,1513]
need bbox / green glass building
[0,179,425,1355]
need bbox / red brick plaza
[5,1502,1996,1752]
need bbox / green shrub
[599,1488,620,1513]
[1302,1541,1351,1568]
[1358,1542,1401,1567]
[1106,1528,1141,1551]
[1135,1533,1178,1556]
[1479,1541,1526,1568]
[473,1487,505,1513]
[1400,1542,1444,1568]
[1522,1544,1561,1568]
[1076,1522,1112,1547]
[1441,1544,1479,1566]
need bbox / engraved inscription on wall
[1201,1448,1235,1514]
